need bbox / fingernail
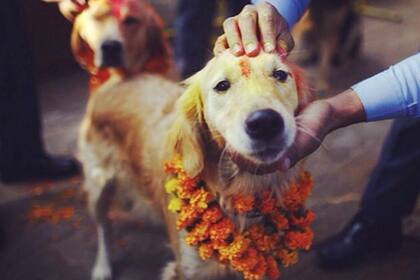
[278,40,288,58]
[245,42,257,54]
[232,43,242,55]
[279,158,291,171]
[264,42,274,52]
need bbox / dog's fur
[293,0,362,91]
[47,0,173,92]
[79,51,312,280]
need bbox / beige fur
[79,51,312,280]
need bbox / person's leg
[317,119,420,268]
[360,118,420,223]
[0,0,78,182]
[174,0,217,79]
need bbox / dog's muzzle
[100,40,123,67]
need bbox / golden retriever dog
[78,50,311,280]
[293,0,362,91]
[45,0,173,92]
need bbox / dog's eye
[214,80,230,92]
[123,16,140,26]
[272,69,288,82]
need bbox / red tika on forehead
[111,0,141,20]
[239,59,251,77]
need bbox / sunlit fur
[79,51,311,280]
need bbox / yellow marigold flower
[185,220,211,245]
[198,243,213,261]
[190,189,213,210]
[276,249,299,268]
[232,194,255,214]
[176,205,200,230]
[165,178,180,194]
[218,235,251,261]
[168,196,182,212]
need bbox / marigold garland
[164,157,315,280]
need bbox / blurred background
[0,0,419,279]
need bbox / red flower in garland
[266,256,281,280]
[291,210,315,228]
[285,228,314,251]
[232,194,255,214]
[259,191,275,214]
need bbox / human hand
[213,2,294,57]
[278,89,366,170]
[43,0,87,21]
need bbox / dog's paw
[91,264,112,280]
[161,261,177,280]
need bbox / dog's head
[169,51,312,177]
[71,0,170,73]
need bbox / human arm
[214,0,310,56]
[279,53,420,169]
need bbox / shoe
[316,213,402,269]
[0,155,79,182]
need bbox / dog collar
[164,157,315,280]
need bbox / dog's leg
[86,169,115,280]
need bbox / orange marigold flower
[281,184,303,212]
[254,233,279,253]
[218,234,251,261]
[247,224,265,241]
[176,205,200,230]
[266,256,281,280]
[230,247,259,273]
[244,254,267,280]
[285,228,314,251]
[185,220,211,245]
[209,217,235,243]
[190,189,213,210]
[202,205,224,224]
[276,249,299,268]
[232,194,255,214]
[198,243,213,261]
[291,210,315,228]
[259,191,275,214]
[271,212,289,231]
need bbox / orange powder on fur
[239,59,251,77]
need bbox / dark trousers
[174,0,249,78]
[0,0,45,168]
[361,119,420,224]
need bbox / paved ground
[1,0,420,279]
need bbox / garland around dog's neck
[164,155,315,280]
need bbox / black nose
[101,40,122,55]
[246,109,284,140]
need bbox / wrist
[325,89,366,132]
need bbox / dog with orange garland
[79,47,314,280]
[45,0,174,93]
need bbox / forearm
[252,0,310,28]
[352,53,420,121]
[324,89,366,133]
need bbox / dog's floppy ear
[288,63,313,112]
[167,74,204,177]
[71,22,95,71]
[143,9,172,73]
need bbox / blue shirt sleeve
[252,0,310,28]
[352,53,420,121]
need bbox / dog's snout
[246,109,284,140]
[101,40,122,55]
